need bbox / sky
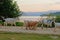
[14,0,60,12]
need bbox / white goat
[4,18,16,26]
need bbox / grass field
[0,32,60,40]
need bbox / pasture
[0,32,60,40]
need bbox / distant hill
[22,10,60,16]
[41,12,60,16]
[51,12,60,16]
[22,12,48,16]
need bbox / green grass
[0,32,60,40]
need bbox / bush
[37,23,52,28]
[16,22,24,26]
[0,21,4,25]
[37,23,42,27]
[55,16,60,23]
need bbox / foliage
[37,23,42,27]
[37,23,55,28]
[0,0,22,18]
[0,21,4,25]
[16,22,24,26]
[55,16,60,22]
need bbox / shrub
[55,16,60,23]
[0,21,4,25]
[37,23,42,27]
[37,23,50,28]
[16,22,24,26]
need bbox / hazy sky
[14,0,60,12]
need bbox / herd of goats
[0,16,56,30]
[24,18,55,30]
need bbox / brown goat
[25,21,38,30]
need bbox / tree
[0,0,22,18]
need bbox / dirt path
[0,26,60,35]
